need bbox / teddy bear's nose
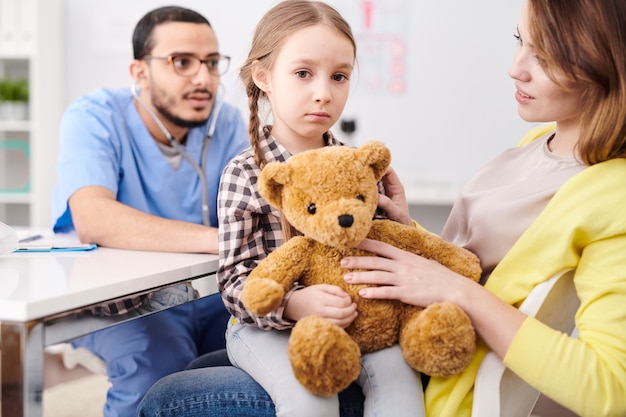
[338,214,354,228]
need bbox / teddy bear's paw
[288,316,361,397]
[454,251,482,283]
[400,302,476,377]
[241,278,285,316]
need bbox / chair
[472,269,580,417]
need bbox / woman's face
[508,2,582,127]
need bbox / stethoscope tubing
[131,82,224,226]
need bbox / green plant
[0,79,29,102]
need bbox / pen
[19,234,43,243]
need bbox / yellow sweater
[425,125,626,417]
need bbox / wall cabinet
[0,0,63,227]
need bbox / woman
[343,0,626,416]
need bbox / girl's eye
[332,73,348,82]
[296,70,310,78]
[514,32,522,46]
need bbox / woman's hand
[285,284,358,328]
[342,238,528,358]
[379,167,412,226]
[341,238,470,307]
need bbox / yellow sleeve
[411,219,427,232]
[503,235,626,417]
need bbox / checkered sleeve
[88,294,151,316]
[218,151,296,330]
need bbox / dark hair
[132,6,211,59]
[528,0,626,164]
[240,0,356,169]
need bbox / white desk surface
[0,247,218,322]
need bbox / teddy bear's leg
[399,302,476,377]
[288,316,362,397]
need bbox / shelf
[0,191,31,204]
[0,53,30,60]
[0,120,30,131]
[0,0,62,227]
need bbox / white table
[0,246,219,417]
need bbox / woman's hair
[240,0,356,169]
[133,6,211,59]
[528,0,626,164]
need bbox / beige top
[441,133,585,284]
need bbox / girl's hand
[285,284,358,328]
[379,167,412,226]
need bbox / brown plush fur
[241,141,482,396]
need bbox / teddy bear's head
[258,141,390,249]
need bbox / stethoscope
[131,82,224,226]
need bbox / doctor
[51,6,248,417]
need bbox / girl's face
[508,3,581,128]
[260,24,354,151]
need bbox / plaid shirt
[218,127,344,330]
[89,294,150,316]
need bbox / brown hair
[528,0,626,164]
[239,0,356,169]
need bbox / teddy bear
[241,141,482,397]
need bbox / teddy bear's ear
[258,162,292,209]
[357,141,391,181]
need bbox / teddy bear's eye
[308,203,317,214]
[356,194,365,202]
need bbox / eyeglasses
[144,53,231,77]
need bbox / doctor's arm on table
[69,185,218,254]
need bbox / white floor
[44,373,110,417]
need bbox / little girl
[217,1,425,416]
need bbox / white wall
[62,0,531,231]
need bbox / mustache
[183,89,214,100]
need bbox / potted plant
[0,78,29,120]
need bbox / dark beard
[153,103,209,129]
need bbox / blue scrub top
[52,87,248,231]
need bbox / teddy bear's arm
[368,220,482,282]
[242,236,314,316]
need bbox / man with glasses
[51,6,248,417]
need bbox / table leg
[1,320,44,417]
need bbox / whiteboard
[63,0,532,203]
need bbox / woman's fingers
[352,238,399,258]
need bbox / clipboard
[14,242,97,252]
[12,228,97,253]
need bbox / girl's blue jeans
[137,349,366,417]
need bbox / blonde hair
[528,0,626,164]
[240,0,356,169]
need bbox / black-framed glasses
[144,53,231,77]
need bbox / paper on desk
[14,231,97,252]
[0,222,18,255]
